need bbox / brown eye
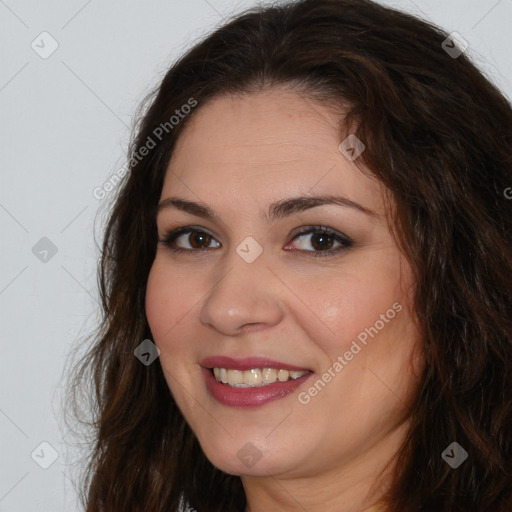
[309,232,335,251]
[160,227,221,252]
[161,225,353,258]
[286,226,353,257]
[188,231,213,249]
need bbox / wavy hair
[66,0,512,510]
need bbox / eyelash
[159,225,354,258]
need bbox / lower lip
[202,367,313,408]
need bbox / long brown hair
[66,0,512,510]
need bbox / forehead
[162,88,385,214]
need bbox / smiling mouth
[211,367,311,387]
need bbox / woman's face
[146,88,424,482]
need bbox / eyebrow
[157,194,378,221]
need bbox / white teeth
[228,369,243,385]
[212,367,308,387]
[277,369,289,382]
[262,368,277,383]
[243,368,261,386]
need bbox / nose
[198,251,285,336]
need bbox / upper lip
[200,355,312,372]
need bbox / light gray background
[1,0,511,510]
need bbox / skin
[145,87,424,512]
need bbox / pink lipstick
[200,356,313,408]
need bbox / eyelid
[160,225,220,250]
[159,224,354,257]
[289,225,352,246]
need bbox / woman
[67,0,512,510]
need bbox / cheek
[145,259,198,335]
[145,263,169,339]
[307,260,412,355]
[145,259,211,392]
[145,262,198,394]
[145,261,188,351]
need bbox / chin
[197,435,307,477]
